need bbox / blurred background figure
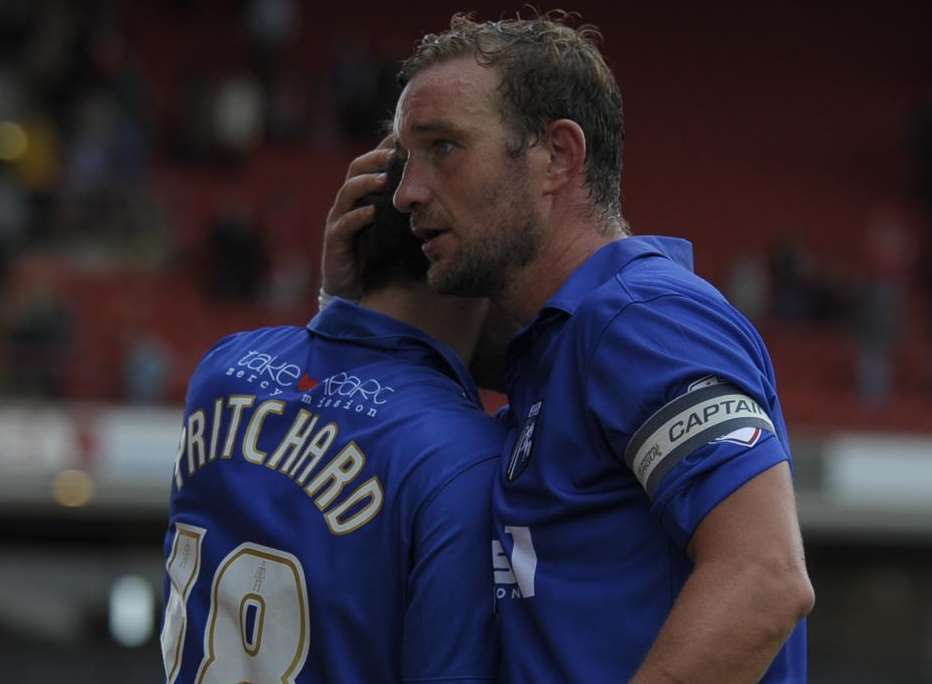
[201,204,268,301]
[909,83,932,392]
[0,1,929,682]
[852,205,916,408]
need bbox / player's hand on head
[321,144,394,299]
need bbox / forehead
[394,57,502,140]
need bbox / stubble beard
[426,167,541,299]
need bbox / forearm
[630,557,812,684]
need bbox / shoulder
[381,388,505,498]
[575,251,734,334]
[579,262,780,440]
[571,253,766,375]
[391,385,507,462]
[185,325,307,405]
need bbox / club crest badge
[507,401,542,481]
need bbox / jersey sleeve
[587,293,790,549]
[401,434,500,682]
[182,331,245,408]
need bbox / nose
[393,159,430,213]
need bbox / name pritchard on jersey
[172,394,384,536]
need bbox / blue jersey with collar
[162,299,504,684]
[493,236,806,682]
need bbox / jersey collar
[542,235,694,316]
[306,298,482,405]
[505,236,693,387]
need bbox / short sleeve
[586,293,789,548]
[401,456,499,682]
[182,331,244,407]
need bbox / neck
[360,283,489,364]
[499,206,624,324]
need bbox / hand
[321,143,395,300]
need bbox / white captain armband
[623,377,776,498]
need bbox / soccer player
[323,11,815,683]
[161,152,504,683]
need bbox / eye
[432,139,456,157]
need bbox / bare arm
[631,461,814,684]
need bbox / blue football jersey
[161,299,505,683]
[493,237,807,682]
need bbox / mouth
[412,228,447,242]
[411,225,449,256]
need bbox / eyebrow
[408,119,470,139]
[393,118,472,158]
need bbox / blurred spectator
[323,37,400,146]
[265,67,311,145]
[910,86,932,252]
[170,70,264,165]
[0,170,29,288]
[769,235,814,321]
[852,207,915,407]
[0,1,32,64]
[3,257,72,398]
[245,0,298,90]
[63,90,141,197]
[24,0,83,124]
[0,68,25,120]
[726,251,769,322]
[768,234,848,325]
[6,112,63,243]
[265,253,312,313]
[169,69,216,164]
[121,329,172,405]
[909,85,932,390]
[243,0,308,145]
[213,73,265,161]
[202,205,269,301]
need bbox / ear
[541,119,587,195]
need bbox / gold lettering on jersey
[208,398,223,462]
[266,409,317,470]
[324,476,383,535]
[186,410,207,474]
[242,400,286,465]
[292,424,338,485]
[223,395,256,458]
[305,441,365,509]
[173,425,187,489]
[174,395,384,535]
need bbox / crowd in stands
[0,0,400,405]
[0,1,929,430]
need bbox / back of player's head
[357,153,429,292]
[399,9,625,223]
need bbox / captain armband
[623,377,775,498]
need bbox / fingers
[330,171,387,219]
[345,147,393,181]
[376,134,395,150]
[326,204,376,243]
[321,202,374,298]
[321,145,398,299]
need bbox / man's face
[393,56,543,297]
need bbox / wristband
[318,288,336,310]
[318,288,359,310]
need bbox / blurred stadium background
[0,0,930,681]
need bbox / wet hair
[399,9,625,225]
[356,153,429,292]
